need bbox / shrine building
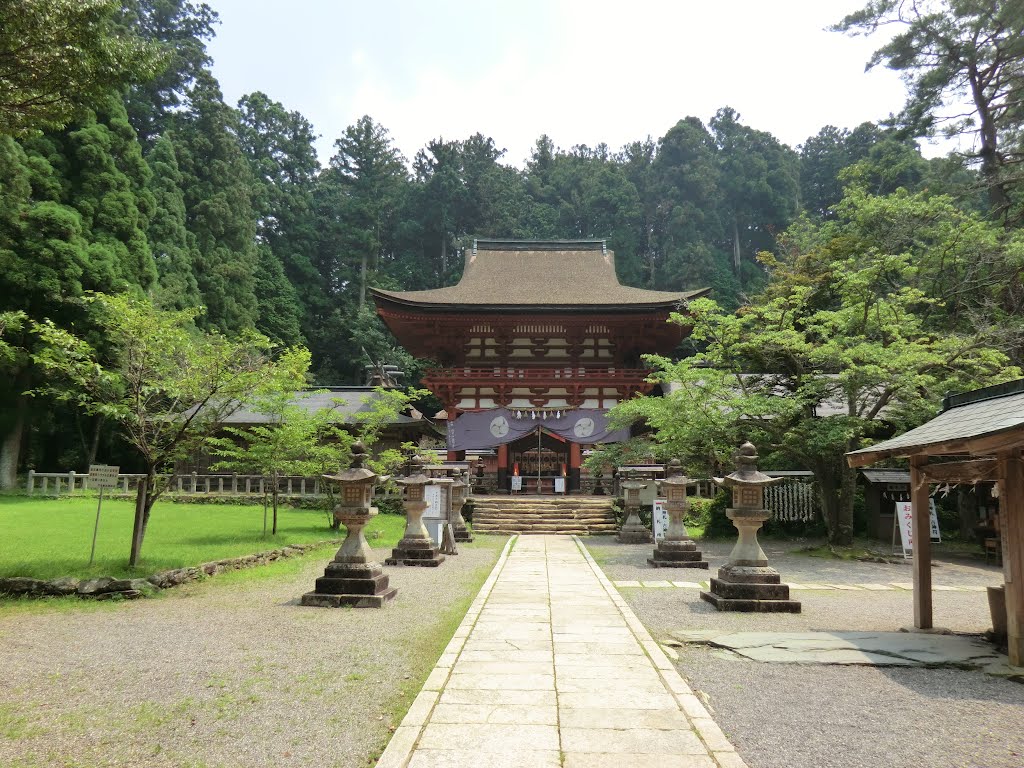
[370,239,708,493]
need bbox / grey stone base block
[300,589,397,608]
[303,560,397,608]
[708,577,790,600]
[618,526,653,544]
[716,565,781,584]
[700,591,802,613]
[648,543,709,568]
[648,555,710,569]
[453,529,474,542]
[385,538,445,567]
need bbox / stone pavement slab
[666,629,1014,672]
[375,535,747,768]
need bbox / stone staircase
[471,495,618,535]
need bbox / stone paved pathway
[376,535,746,768]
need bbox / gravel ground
[0,536,507,768]
[586,537,1024,768]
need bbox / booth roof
[371,239,708,309]
[847,379,1024,465]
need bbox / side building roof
[371,239,709,311]
[221,388,423,426]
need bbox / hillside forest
[2,0,1023,521]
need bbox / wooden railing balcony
[423,366,651,382]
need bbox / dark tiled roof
[847,383,1024,462]
[221,389,421,426]
[371,239,708,309]
[861,469,911,484]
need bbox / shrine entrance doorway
[509,428,570,495]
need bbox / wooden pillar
[447,450,465,462]
[568,442,582,493]
[910,455,933,629]
[496,443,509,493]
[999,450,1024,666]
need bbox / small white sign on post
[88,464,119,489]
[653,498,668,541]
[554,477,566,494]
[895,500,941,558]
[510,476,523,492]
[422,485,444,546]
[87,465,119,566]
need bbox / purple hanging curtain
[447,408,630,451]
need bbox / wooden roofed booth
[371,239,708,494]
[846,379,1024,665]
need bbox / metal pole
[89,487,104,566]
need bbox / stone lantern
[618,471,653,544]
[301,441,397,608]
[700,441,800,612]
[649,459,709,569]
[474,457,488,495]
[385,456,445,567]
[449,470,474,542]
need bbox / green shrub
[686,497,713,528]
[375,497,404,516]
[702,490,735,538]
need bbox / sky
[204,0,929,168]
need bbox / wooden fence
[25,471,401,500]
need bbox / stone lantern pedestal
[618,474,653,544]
[700,442,800,613]
[386,457,445,567]
[301,443,397,608]
[450,470,474,542]
[649,460,708,569]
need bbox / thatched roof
[371,239,709,311]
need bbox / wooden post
[910,455,933,629]
[68,470,75,494]
[1000,450,1024,666]
[27,470,34,496]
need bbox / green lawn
[0,495,406,580]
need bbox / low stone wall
[0,539,342,600]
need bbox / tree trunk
[0,395,25,490]
[129,477,148,568]
[440,234,448,279]
[129,469,161,567]
[732,217,741,275]
[812,455,855,545]
[87,414,105,467]
[358,251,368,310]
[271,470,279,535]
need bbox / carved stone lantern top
[394,455,433,488]
[713,442,784,489]
[657,458,690,500]
[712,441,784,512]
[323,441,377,486]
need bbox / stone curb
[574,536,750,768]
[0,538,343,601]
[375,535,518,768]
